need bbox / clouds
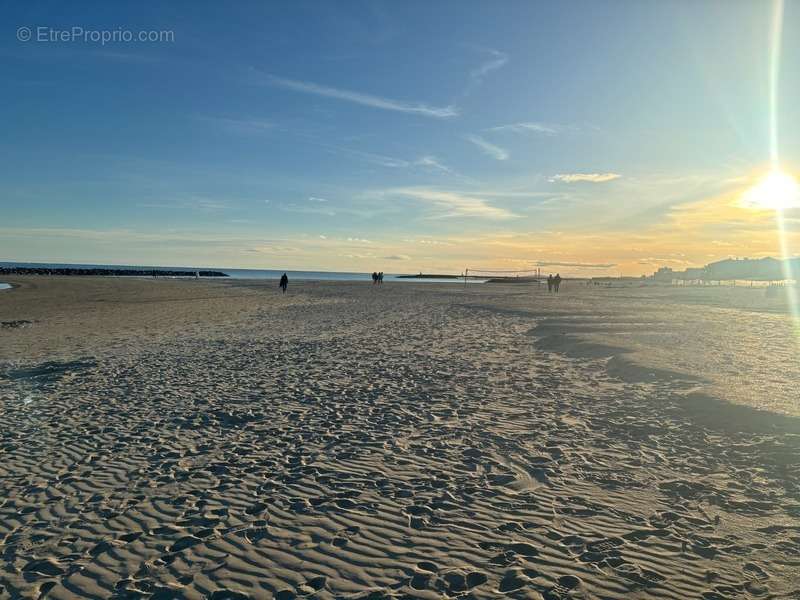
[550,173,621,183]
[488,122,558,135]
[415,155,455,175]
[5,179,789,277]
[198,116,274,135]
[387,187,516,219]
[465,135,509,161]
[260,73,458,118]
[254,47,510,123]
[316,142,456,175]
[469,49,508,87]
[535,261,617,269]
[280,202,336,217]
[137,197,232,212]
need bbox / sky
[2,0,800,276]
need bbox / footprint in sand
[498,568,530,593]
[169,535,201,552]
[541,574,582,600]
[22,558,65,578]
[409,571,432,591]
[298,575,326,594]
[743,562,769,581]
[506,542,540,558]
[586,537,625,554]
[416,561,438,573]
[209,591,250,600]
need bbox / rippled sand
[1,277,798,599]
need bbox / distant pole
[464,267,468,289]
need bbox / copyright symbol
[17,26,32,42]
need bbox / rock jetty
[0,266,228,277]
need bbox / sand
[1,276,798,599]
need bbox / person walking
[547,274,553,293]
[279,273,288,293]
[553,273,562,293]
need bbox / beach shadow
[2,358,97,388]
[675,392,800,435]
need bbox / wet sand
[1,277,798,599]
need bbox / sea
[0,261,480,284]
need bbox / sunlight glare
[741,170,800,211]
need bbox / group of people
[546,273,562,293]
[279,271,384,293]
[278,270,559,293]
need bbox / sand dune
[1,277,798,599]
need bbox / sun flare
[741,170,800,210]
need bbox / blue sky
[2,1,799,275]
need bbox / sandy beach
[1,277,798,599]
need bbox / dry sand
[1,276,798,599]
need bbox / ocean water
[0,283,11,290]
[0,262,479,283]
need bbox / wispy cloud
[383,254,411,260]
[308,196,328,202]
[280,203,336,216]
[415,155,454,174]
[340,252,376,260]
[259,73,458,118]
[387,187,517,220]
[402,238,453,246]
[0,227,289,248]
[488,122,558,135]
[339,147,411,168]
[465,135,509,160]
[550,173,621,183]
[316,141,457,175]
[535,261,617,268]
[137,197,232,212]
[248,243,300,254]
[198,116,274,135]
[469,49,508,86]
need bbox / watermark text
[17,26,175,45]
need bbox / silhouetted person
[378,271,384,284]
[547,274,553,292]
[372,271,378,285]
[279,273,288,293]
[553,273,562,293]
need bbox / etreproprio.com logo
[17,26,174,45]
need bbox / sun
[741,170,800,210]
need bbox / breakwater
[0,267,228,277]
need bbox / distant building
[705,257,782,281]
[653,266,674,281]
[682,267,706,280]
[652,257,800,282]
